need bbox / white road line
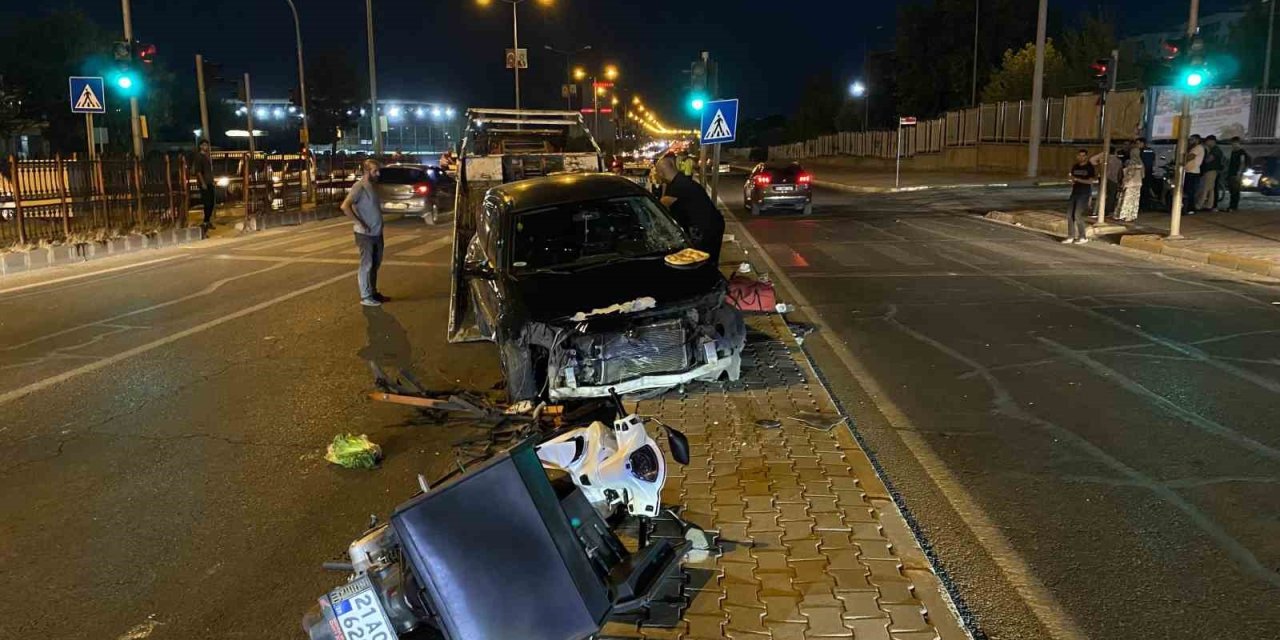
[720,199,1087,640]
[229,219,351,251]
[397,235,452,256]
[816,243,869,267]
[209,254,444,268]
[0,256,184,297]
[866,243,933,266]
[0,270,353,409]
[284,235,356,253]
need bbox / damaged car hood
[509,258,724,324]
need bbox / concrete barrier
[0,226,206,276]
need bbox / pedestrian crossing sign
[700,98,738,144]
[69,76,106,114]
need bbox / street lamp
[477,0,554,110]
[283,0,310,150]
[849,81,866,97]
[545,44,592,109]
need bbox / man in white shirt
[1183,135,1204,215]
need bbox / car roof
[490,173,648,212]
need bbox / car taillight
[413,182,431,196]
[754,174,772,186]
[797,173,813,184]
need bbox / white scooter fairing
[536,412,666,519]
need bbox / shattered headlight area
[544,294,746,399]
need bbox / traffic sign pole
[711,143,722,202]
[86,113,96,160]
[896,122,902,189]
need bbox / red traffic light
[1090,59,1109,78]
[137,43,156,64]
[1160,40,1181,61]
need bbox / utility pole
[243,73,256,157]
[284,0,310,149]
[1265,0,1276,90]
[365,0,382,156]
[1169,0,1200,239]
[120,0,143,156]
[195,54,211,144]
[512,1,521,110]
[1095,49,1119,223]
[971,0,980,106]
[1027,0,1048,177]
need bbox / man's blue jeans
[355,232,384,301]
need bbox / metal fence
[0,155,187,248]
[769,92,1149,161]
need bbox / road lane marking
[397,236,453,256]
[229,219,352,251]
[0,269,353,409]
[0,256,184,297]
[209,254,445,268]
[866,244,932,266]
[720,199,1086,640]
[816,243,869,267]
[284,235,356,253]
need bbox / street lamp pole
[511,0,521,110]
[1169,0,1201,239]
[971,0,980,106]
[365,0,381,155]
[1265,0,1276,90]
[545,44,591,110]
[284,0,310,150]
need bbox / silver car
[373,164,455,224]
[743,162,812,215]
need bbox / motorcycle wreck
[302,391,712,640]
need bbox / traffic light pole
[1026,0,1048,177]
[365,0,382,156]
[195,54,211,145]
[1169,0,1200,240]
[120,0,143,156]
[1095,49,1119,224]
[284,0,310,150]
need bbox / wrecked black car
[448,172,745,401]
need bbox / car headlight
[215,176,230,187]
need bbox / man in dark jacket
[656,155,724,263]
[1223,136,1251,212]
[192,139,216,227]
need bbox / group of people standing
[1064,135,1253,244]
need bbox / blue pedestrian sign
[700,98,738,145]
[69,76,106,114]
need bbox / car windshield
[764,164,803,179]
[378,167,428,184]
[511,195,688,273]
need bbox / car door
[465,194,505,340]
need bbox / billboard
[1151,88,1252,139]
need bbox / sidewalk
[984,206,1280,279]
[602,239,970,640]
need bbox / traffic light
[1090,57,1114,91]
[136,43,156,64]
[1179,36,1212,91]
[687,91,708,114]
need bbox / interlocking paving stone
[602,307,962,640]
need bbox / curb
[0,227,205,276]
[242,204,342,232]
[983,209,1128,239]
[1119,234,1280,278]
[732,163,1068,192]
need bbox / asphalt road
[0,217,502,639]
[721,177,1280,640]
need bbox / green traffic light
[691,98,705,111]
[1185,72,1203,87]
[116,76,134,90]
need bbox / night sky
[2,0,1247,125]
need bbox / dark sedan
[743,162,813,215]
[450,173,746,401]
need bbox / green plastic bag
[325,433,383,470]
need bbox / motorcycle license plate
[323,576,397,640]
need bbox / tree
[981,40,1067,102]
[1228,2,1277,87]
[1058,12,1120,91]
[306,52,364,153]
[786,71,840,142]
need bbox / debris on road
[324,434,383,470]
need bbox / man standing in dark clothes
[192,139,216,227]
[1223,136,1251,212]
[1065,149,1098,245]
[656,155,724,263]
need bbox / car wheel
[426,202,439,225]
[802,202,813,216]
